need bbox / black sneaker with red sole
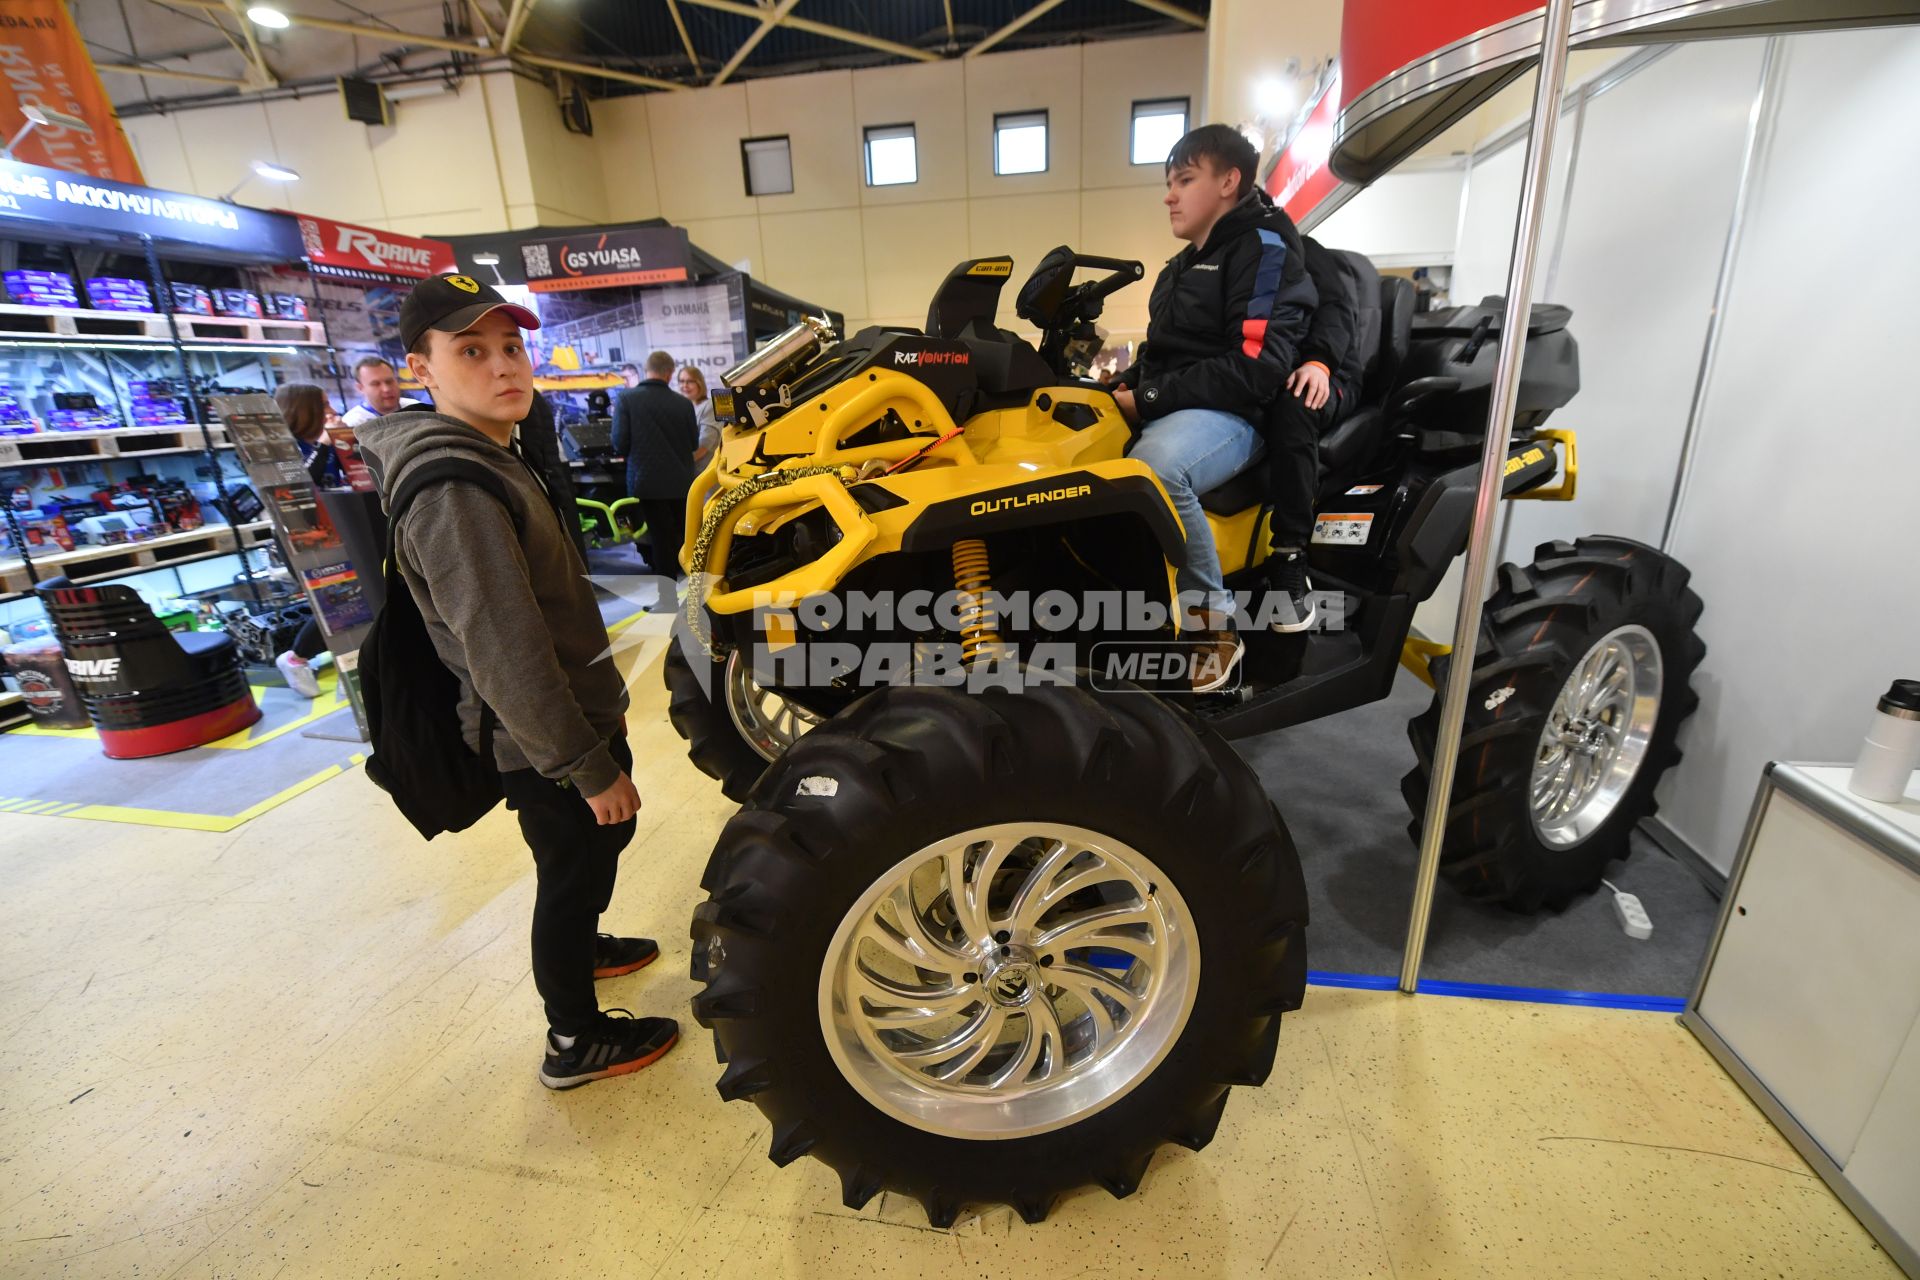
[593,934,658,979]
[539,1010,679,1090]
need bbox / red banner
[1338,0,1531,107]
[293,213,457,277]
[0,0,144,183]
[1266,70,1344,223]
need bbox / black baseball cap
[399,273,540,353]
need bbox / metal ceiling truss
[121,0,1207,105]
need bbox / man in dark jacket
[358,274,677,1091]
[1115,124,1317,688]
[1262,234,1366,623]
[610,349,697,579]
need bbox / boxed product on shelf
[0,389,38,435]
[3,269,79,308]
[169,283,214,316]
[85,277,156,313]
[212,289,263,319]
[266,293,309,321]
[46,392,119,432]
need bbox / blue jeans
[1128,408,1265,621]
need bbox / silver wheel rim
[818,822,1199,1140]
[725,649,823,762]
[1530,624,1663,849]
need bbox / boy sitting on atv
[1113,124,1318,692]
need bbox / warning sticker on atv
[1345,484,1384,495]
[1312,512,1374,546]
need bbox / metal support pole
[1400,0,1576,994]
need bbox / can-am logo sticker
[893,350,969,366]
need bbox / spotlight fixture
[470,252,501,266]
[247,6,291,28]
[219,159,301,203]
[3,103,95,158]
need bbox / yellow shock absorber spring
[951,538,1001,665]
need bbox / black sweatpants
[501,735,636,1035]
[1266,389,1339,549]
[640,497,686,579]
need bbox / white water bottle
[1849,680,1920,804]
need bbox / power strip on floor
[1603,878,1653,940]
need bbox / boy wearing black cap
[356,273,678,1089]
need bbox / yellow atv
[668,249,1703,1226]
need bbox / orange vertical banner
[0,0,145,183]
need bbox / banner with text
[0,1,144,183]
[294,213,457,278]
[0,157,303,258]
[520,226,691,293]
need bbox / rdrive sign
[295,213,456,278]
[0,156,303,258]
[519,226,691,293]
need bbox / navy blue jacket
[610,379,698,499]
[1123,190,1317,426]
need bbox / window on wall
[994,110,1049,176]
[741,135,793,196]
[1131,98,1190,166]
[864,123,917,187]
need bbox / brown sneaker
[1188,627,1244,694]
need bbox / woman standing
[677,364,722,465]
[275,382,347,489]
[269,382,343,697]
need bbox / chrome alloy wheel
[725,649,825,762]
[818,822,1199,1140]
[1530,624,1663,849]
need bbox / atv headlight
[725,506,844,590]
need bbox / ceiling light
[1255,76,1297,120]
[251,160,300,182]
[246,6,291,29]
[471,251,501,266]
[4,104,94,158]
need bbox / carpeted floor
[1235,668,1724,999]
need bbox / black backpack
[361,458,522,839]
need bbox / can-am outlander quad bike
[665,248,1704,1226]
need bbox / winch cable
[682,463,857,660]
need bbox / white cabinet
[1684,762,1920,1278]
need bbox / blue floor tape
[1307,969,1687,1013]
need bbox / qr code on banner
[521,242,552,277]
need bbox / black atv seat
[1317,271,1413,477]
[1195,265,1414,516]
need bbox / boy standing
[1115,124,1318,688]
[357,274,678,1090]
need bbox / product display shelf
[0,519,272,598]
[0,424,234,467]
[0,303,326,347]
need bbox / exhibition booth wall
[1307,25,1920,876]
[117,35,1211,341]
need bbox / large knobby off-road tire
[688,681,1308,1227]
[1402,535,1706,912]
[664,641,826,802]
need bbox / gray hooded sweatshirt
[357,410,629,797]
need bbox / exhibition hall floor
[0,656,1897,1279]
